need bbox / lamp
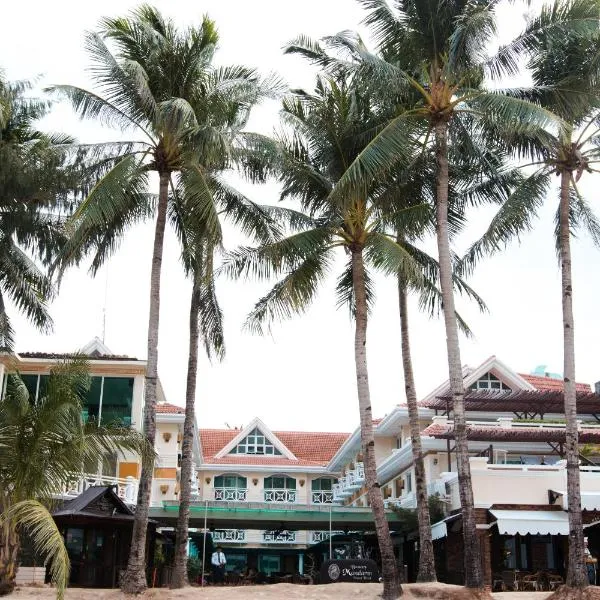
[252,478,259,486]
[162,432,172,443]
[160,484,169,494]
[205,477,211,485]
[299,479,305,487]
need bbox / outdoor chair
[501,570,518,591]
[492,574,505,592]
[548,574,564,590]
[521,572,539,591]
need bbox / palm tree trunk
[0,519,20,595]
[121,171,170,594]
[397,274,436,582]
[351,247,402,600]
[171,275,201,589]
[433,119,482,589]
[559,168,586,588]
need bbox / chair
[492,574,505,592]
[501,570,518,591]
[521,572,539,591]
[548,574,564,590]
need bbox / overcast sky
[2,0,599,433]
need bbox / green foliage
[187,556,202,583]
[0,358,152,598]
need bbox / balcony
[332,483,344,503]
[63,473,138,505]
[262,530,296,543]
[310,530,345,543]
[311,490,333,504]
[338,476,352,497]
[214,487,248,502]
[263,489,297,503]
[212,529,246,543]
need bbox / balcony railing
[156,454,180,468]
[310,530,344,543]
[332,483,343,503]
[212,529,246,543]
[63,473,138,504]
[214,487,247,502]
[263,530,296,543]
[338,476,352,497]
[311,490,333,504]
[263,489,297,503]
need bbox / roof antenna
[102,265,109,344]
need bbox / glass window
[19,374,39,401]
[469,372,511,392]
[311,478,333,491]
[84,377,102,422]
[224,553,247,573]
[214,475,247,489]
[406,472,413,493]
[230,427,282,455]
[100,377,134,426]
[65,528,85,560]
[264,475,296,490]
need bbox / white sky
[2,1,599,433]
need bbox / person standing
[585,537,597,585]
[211,546,227,584]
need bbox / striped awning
[490,510,569,536]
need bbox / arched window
[311,477,334,504]
[213,474,247,502]
[263,475,296,503]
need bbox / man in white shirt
[211,546,227,584]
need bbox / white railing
[263,489,297,503]
[332,483,343,503]
[338,477,352,496]
[427,480,448,497]
[311,490,333,504]
[355,462,365,482]
[156,454,179,468]
[212,529,246,543]
[395,492,416,509]
[310,530,345,543]
[262,530,296,543]
[64,473,139,504]
[214,487,248,502]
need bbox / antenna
[102,266,109,343]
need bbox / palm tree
[49,7,278,591]
[0,75,78,350]
[292,1,599,587]
[224,73,486,599]
[0,358,150,599]
[464,13,600,588]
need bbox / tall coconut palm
[0,75,79,350]
[0,358,150,599]
[293,1,599,587]
[464,14,600,588]
[223,74,486,599]
[49,7,278,591]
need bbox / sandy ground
[11,583,556,599]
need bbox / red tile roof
[156,403,185,415]
[519,373,591,393]
[199,428,349,467]
[19,351,138,361]
[422,421,600,443]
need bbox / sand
[10,582,555,599]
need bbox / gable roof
[519,373,591,393]
[53,486,134,518]
[419,356,542,407]
[200,426,349,468]
[214,417,297,460]
[156,402,185,415]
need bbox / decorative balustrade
[355,462,365,482]
[262,530,296,543]
[338,477,352,497]
[310,530,344,543]
[263,489,297,503]
[64,473,138,504]
[214,487,248,502]
[212,529,246,543]
[156,454,180,468]
[427,480,448,498]
[332,483,343,503]
[311,490,333,504]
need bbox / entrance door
[259,555,280,575]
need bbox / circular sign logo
[328,563,341,581]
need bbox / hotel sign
[320,559,379,583]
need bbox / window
[214,475,247,489]
[264,476,296,490]
[230,427,282,455]
[311,478,333,491]
[405,472,413,493]
[469,372,511,392]
[100,377,133,426]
